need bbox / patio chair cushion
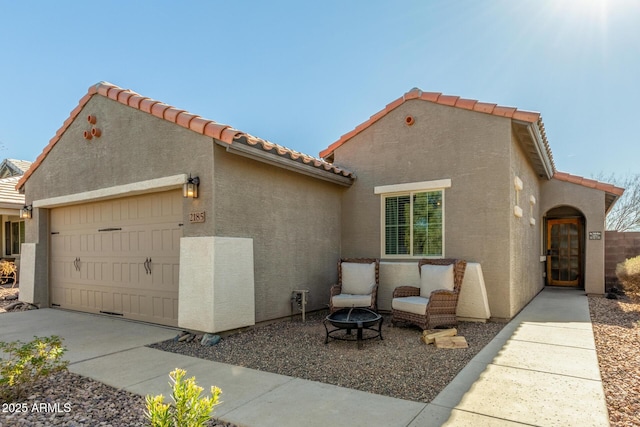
[341,262,377,295]
[392,296,429,315]
[332,294,374,309]
[420,264,454,297]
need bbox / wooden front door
[546,218,582,286]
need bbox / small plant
[145,368,222,427]
[0,335,69,400]
[616,255,640,297]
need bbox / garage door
[50,190,182,327]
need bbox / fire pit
[324,307,383,349]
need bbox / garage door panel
[51,190,181,327]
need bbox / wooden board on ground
[435,336,468,349]
[421,328,457,344]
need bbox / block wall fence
[605,231,640,290]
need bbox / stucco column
[19,207,49,306]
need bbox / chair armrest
[393,286,420,298]
[330,284,342,297]
[427,289,458,310]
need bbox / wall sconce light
[183,175,200,198]
[20,205,33,219]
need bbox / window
[7,221,25,255]
[383,190,443,257]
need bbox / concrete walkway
[0,288,609,426]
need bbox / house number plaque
[589,231,602,240]
[189,211,206,223]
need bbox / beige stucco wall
[509,132,544,316]
[179,236,255,332]
[212,144,344,323]
[540,179,607,295]
[21,95,216,306]
[22,95,346,326]
[330,99,519,318]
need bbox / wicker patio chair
[391,258,467,330]
[329,258,380,313]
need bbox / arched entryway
[545,206,586,288]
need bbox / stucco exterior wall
[540,179,607,294]
[509,132,544,316]
[21,96,216,305]
[212,144,344,322]
[330,100,516,318]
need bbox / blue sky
[1,0,638,179]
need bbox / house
[320,88,623,319]
[1,159,32,269]
[16,83,622,331]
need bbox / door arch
[545,206,585,288]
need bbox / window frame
[8,220,25,256]
[375,179,450,259]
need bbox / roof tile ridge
[553,171,625,196]
[242,133,346,171]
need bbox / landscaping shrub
[0,260,17,286]
[145,368,221,427]
[0,335,69,400]
[616,255,640,296]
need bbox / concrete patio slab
[441,408,526,426]
[492,339,601,380]
[122,352,295,418]
[408,404,456,426]
[431,359,489,408]
[69,347,204,389]
[221,376,426,427]
[509,322,596,349]
[0,308,177,363]
[453,364,609,426]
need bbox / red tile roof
[553,172,625,196]
[17,82,353,190]
[319,87,552,163]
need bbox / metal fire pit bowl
[324,307,383,349]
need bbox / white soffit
[374,179,452,194]
[33,174,188,208]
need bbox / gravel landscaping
[2,283,639,426]
[589,293,640,427]
[149,312,504,403]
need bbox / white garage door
[50,190,182,327]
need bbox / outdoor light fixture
[183,175,200,199]
[19,205,33,219]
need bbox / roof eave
[525,121,555,179]
[215,139,355,187]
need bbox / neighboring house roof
[0,159,32,179]
[553,171,625,213]
[0,176,25,209]
[17,82,355,191]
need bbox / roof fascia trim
[217,140,354,187]
[33,174,187,208]
[522,120,554,179]
[0,207,21,214]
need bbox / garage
[50,190,182,327]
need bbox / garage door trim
[33,174,188,209]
